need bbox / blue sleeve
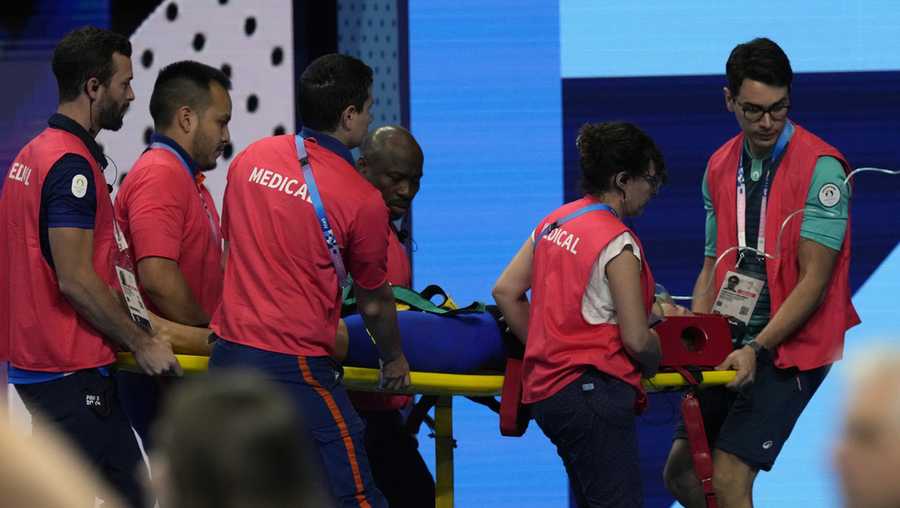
[42,154,97,229]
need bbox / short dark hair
[299,53,373,132]
[154,371,329,508]
[577,121,666,196]
[52,26,132,103]
[726,37,793,96]
[149,60,232,128]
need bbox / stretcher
[117,312,735,508]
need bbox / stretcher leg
[435,395,455,508]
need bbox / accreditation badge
[712,270,765,325]
[115,265,153,331]
[112,222,152,330]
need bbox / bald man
[835,349,900,508]
[349,126,433,507]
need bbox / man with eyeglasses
[663,38,859,508]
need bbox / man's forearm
[362,302,403,361]
[755,275,828,350]
[146,285,209,326]
[356,285,404,361]
[691,257,716,313]
[59,271,152,352]
[140,259,209,325]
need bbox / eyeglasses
[734,98,791,122]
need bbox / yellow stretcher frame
[118,354,735,508]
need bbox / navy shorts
[531,369,642,508]
[209,337,386,508]
[673,348,830,471]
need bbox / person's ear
[724,86,735,113]
[84,77,101,100]
[175,106,195,134]
[340,104,357,132]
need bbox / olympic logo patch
[71,174,88,198]
[818,183,841,208]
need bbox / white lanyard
[735,121,793,255]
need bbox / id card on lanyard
[112,220,153,330]
[713,121,793,325]
[149,142,222,248]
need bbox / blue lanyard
[735,121,793,252]
[150,142,194,179]
[534,203,617,250]
[295,135,350,289]
[149,142,221,245]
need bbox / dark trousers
[358,408,436,507]
[209,338,386,508]
[116,370,167,452]
[15,369,149,508]
[531,369,642,508]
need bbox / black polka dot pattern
[222,142,234,160]
[247,94,259,113]
[244,17,257,36]
[273,125,286,135]
[220,63,232,79]
[140,49,153,68]
[192,33,205,51]
[271,46,284,66]
[166,2,178,21]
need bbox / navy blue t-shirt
[38,114,108,267]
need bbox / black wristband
[746,340,764,356]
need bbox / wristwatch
[745,340,765,356]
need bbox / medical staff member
[0,26,180,508]
[493,122,665,508]
[208,53,410,508]
[114,60,232,448]
[349,125,434,507]
[663,38,859,508]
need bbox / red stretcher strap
[499,357,530,436]
[681,389,719,508]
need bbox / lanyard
[534,203,617,250]
[735,121,793,254]
[149,142,221,247]
[295,135,351,289]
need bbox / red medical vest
[522,197,655,410]
[706,123,860,370]
[0,128,118,371]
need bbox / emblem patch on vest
[71,174,88,198]
[817,183,841,208]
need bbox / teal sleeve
[703,168,717,257]
[799,156,850,251]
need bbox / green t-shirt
[702,143,850,344]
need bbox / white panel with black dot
[337,0,402,129]
[99,0,294,212]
